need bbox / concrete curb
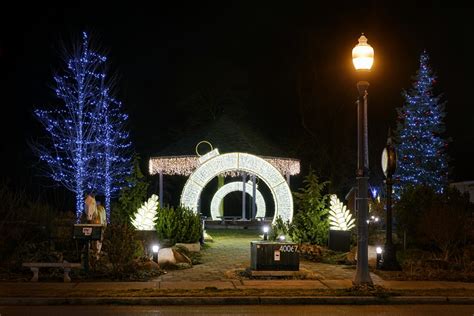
[1,296,474,305]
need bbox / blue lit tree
[94,93,132,221]
[394,51,449,197]
[34,32,131,221]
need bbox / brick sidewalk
[154,230,383,284]
[155,230,254,282]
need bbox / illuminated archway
[210,181,266,220]
[180,150,293,223]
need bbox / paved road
[1,305,473,315]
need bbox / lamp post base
[380,243,401,271]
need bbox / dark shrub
[103,223,141,274]
[395,185,472,260]
[417,187,471,260]
[268,216,290,241]
[394,185,438,247]
[155,205,202,245]
[112,155,149,224]
[290,169,330,245]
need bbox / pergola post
[217,175,225,216]
[159,171,163,208]
[252,174,257,219]
[242,172,247,219]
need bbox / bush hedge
[155,205,202,245]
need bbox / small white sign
[82,227,92,236]
[274,250,281,261]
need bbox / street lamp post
[380,130,401,270]
[352,34,374,285]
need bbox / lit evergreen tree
[394,51,448,197]
[113,155,149,224]
[289,168,330,245]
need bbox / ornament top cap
[358,34,368,45]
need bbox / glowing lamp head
[352,34,374,71]
[376,246,383,254]
[279,235,286,241]
[152,245,159,253]
[263,226,269,233]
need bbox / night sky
[1,2,473,195]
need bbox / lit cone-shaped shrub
[329,194,355,231]
[131,194,159,230]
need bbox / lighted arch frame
[180,151,293,223]
[210,181,266,220]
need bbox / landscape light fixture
[152,245,159,263]
[376,246,383,269]
[263,226,269,240]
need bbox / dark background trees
[1,3,473,204]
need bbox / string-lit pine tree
[394,51,449,197]
[34,32,107,220]
[95,92,132,221]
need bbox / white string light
[180,152,294,223]
[210,181,266,220]
[149,155,300,176]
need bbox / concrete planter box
[134,230,158,243]
[175,242,201,252]
[328,230,351,252]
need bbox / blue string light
[34,32,132,221]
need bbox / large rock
[157,247,192,266]
[158,248,176,265]
[175,242,201,252]
[172,248,192,264]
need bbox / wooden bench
[216,216,242,224]
[22,261,82,282]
